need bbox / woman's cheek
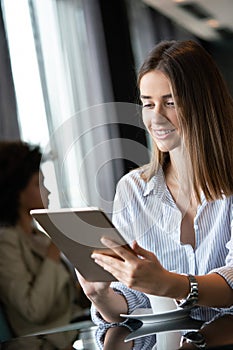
[142,110,152,130]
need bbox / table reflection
[103,313,233,350]
[0,321,98,350]
[180,314,233,349]
[0,313,233,349]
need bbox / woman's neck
[168,145,193,187]
[17,211,34,235]
[166,147,198,209]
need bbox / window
[2,0,124,213]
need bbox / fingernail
[100,237,108,244]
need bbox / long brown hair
[138,40,233,202]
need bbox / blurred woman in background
[0,141,90,337]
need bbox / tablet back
[31,207,127,282]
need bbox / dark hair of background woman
[0,141,42,226]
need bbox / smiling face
[140,69,181,153]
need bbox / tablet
[30,207,131,282]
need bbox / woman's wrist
[88,285,112,303]
[163,271,190,300]
[92,288,128,323]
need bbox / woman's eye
[165,100,175,108]
[143,103,154,109]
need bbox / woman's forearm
[197,273,233,307]
[90,288,128,323]
[167,271,233,308]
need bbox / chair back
[0,302,13,342]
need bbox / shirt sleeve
[91,282,156,349]
[208,200,233,290]
[206,200,233,314]
[209,237,233,317]
[209,239,233,289]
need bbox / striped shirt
[92,167,233,349]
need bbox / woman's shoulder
[0,226,21,242]
[117,167,146,187]
[117,166,163,192]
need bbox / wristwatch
[178,274,198,309]
[182,331,206,348]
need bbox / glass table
[0,313,233,349]
[103,313,233,350]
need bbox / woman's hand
[76,270,111,300]
[76,271,128,323]
[91,238,171,296]
[47,242,61,262]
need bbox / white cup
[146,294,182,350]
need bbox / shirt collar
[143,166,166,197]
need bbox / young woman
[78,40,233,349]
[0,141,89,337]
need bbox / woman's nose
[44,186,51,195]
[154,102,165,115]
[151,106,166,122]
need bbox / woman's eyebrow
[163,93,172,99]
[140,95,151,99]
[140,93,172,99]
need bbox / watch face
[183,331,206,346]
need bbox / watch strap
[182,331,206,348]
[179,274,198,309]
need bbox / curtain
[0,5,20,140]
[29,0,124,214]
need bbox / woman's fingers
[91,238,168,294]
[91,250,125,273]
[91,238,158,280]
[100,238,156,262]
[91,241,136,282]
[99,237,137,262]
[91,255,128,282]
[132,240,157,261]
